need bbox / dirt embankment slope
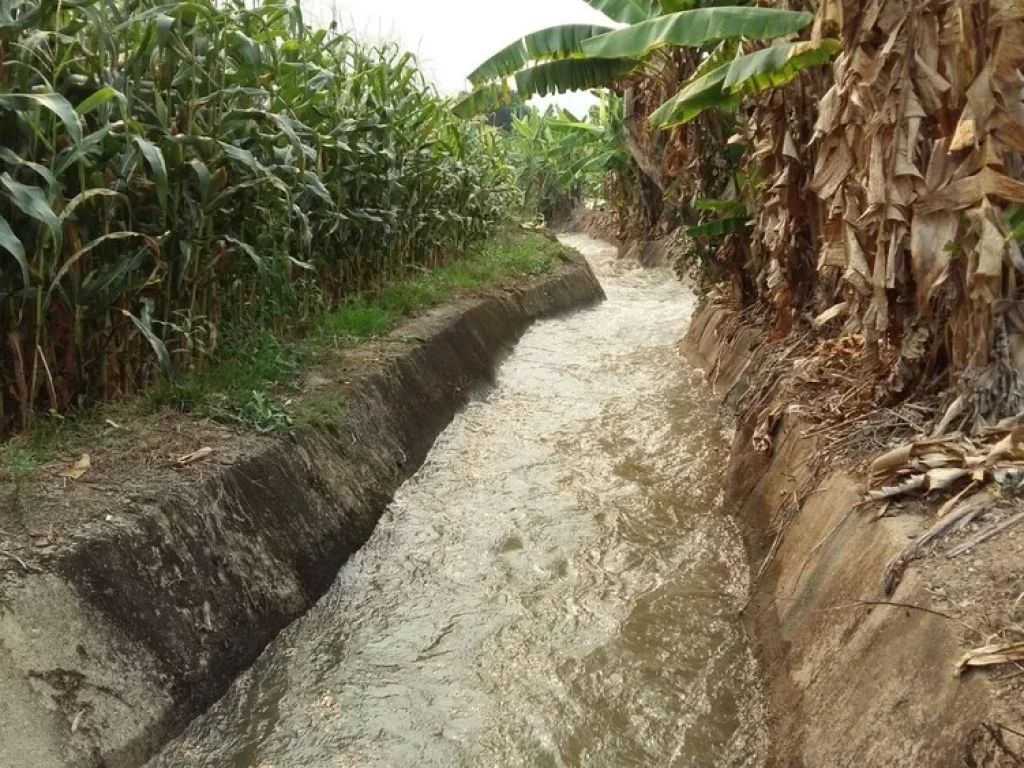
[0,253,604,768]
[683,303,1020,767]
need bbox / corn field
[0,0,516,434]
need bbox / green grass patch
[305,227,567,350]
[1,443,40,486]
[152,329,301,432]
[317,297,395,340]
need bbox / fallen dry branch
[983,724,1024,766]
[174,446,214,467]
[823,598,982,638]
[882,490,992,594]
[0,551,42,573]
[946,509,1024,559]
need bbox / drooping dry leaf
[917,167,1024,214]
[956,642,1024,674]
[59,454,90,480]
[909,211,958,315]
[175,446,213,467]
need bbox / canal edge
[681,303,1007,766]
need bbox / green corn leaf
[49,231,146,290]
[133,137,168,209]
[80,243,151,301]
[75,86,125,116]
[61,188,128,222]
[0,173,62,242]
[188,159,211,203]
[221,235,263,269]
[0,147,58,192]
[233,30,262,70]
[0,213,30,288]
[0,0,51,33]
[122,298,170,373]
[220,142,261,171]
[54,124,114,176]
[300,171,334,205]
[155,13,175,48]
[0,92,83,144]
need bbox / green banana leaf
[686,215,750,238]
[649,60,739,127]
[582,7,812,59]
[694,197,747,214]
[516,58,639,97]
[651,39,839,128]
[723,38,839,91]
[455,58,638,118]
[582,0,653,24]
[468,25,613,86]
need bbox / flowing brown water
[150,235,765,767]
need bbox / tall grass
[0,0,516,434]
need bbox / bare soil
[0,411,272,585]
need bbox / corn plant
[0,0,516,434]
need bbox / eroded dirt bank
[682,304,1018,767]
[0,253,603,768]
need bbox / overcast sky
[304,0,612,115]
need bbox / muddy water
[150,235,764,767]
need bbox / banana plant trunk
[622,86,665,238]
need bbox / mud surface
[150,236,764,767]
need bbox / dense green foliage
[506,96,630,224]
[0,0,516,434]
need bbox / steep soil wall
[0,256,604,768]
[683,304,1009,767]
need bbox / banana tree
[456,0,837,241]
[455,2,831,124]
[508,96,631,222]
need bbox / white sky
[303,0,611,116]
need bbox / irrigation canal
[149,235,764,767]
